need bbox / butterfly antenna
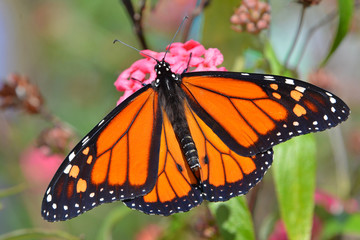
[163,16,189,60]
[113,39,159,63]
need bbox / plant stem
[121,0,148,49]
[295,9,338,71]
[283,4,307,72]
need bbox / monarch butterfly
[41,43,350,222]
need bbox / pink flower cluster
[20,146,63,191]
[114,40,227,104]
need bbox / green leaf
[209,197,255,240]
[0,229,80,240]
[273,135,316,240]
[322,213,360,238]
[161,212,193,240]
[96,207,129,240]
[321,0,354,66]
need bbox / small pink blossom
[268,221,287,240]
[20,146,63,191]
[115,40,227,104]
[315,190,358,214]
[135,224,163,240]
[269,216,322,240]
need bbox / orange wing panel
[232,99,276,135]
[183,82,259,148]
[185,103,273,201]
[91,151,111,184]
[183,76,268,99]
[96,91,152,155]
[181,75,289,156]
[108,136,128,185]
[123,110,203,216]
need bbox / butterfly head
[153,60,178,88]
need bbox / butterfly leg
[130,77,148,87]
[182,52,193,74]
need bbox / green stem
[96,207,129,240]
[282,4,307,72]
[0,183,26,199]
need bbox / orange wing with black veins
[181,72,349,157]
[42,86,162,221]
[185,103,273,201]
[123,110,203,215]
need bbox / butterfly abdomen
[156,64,201,173]
[160,88,200,171]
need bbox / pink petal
[204,48,224,66]
[115,41,226,102]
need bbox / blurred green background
[0,0,359,239]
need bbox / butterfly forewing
[42,87,162,221]
[181,71,350,157]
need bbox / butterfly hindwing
[181,72,350,157]
[42,86,162,221]
[123,110,203,216]
[185,102,273,201]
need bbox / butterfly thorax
[152,60,201,176]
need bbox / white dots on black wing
[295,86,306,93]
[285,79,295,85]
[68,152,75,162]
[264,75,275,81]
[98,119,105,126]
[46,194,52,202]
[82,136,90,146]
[123,187,203,216]
[63,164,72,174]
